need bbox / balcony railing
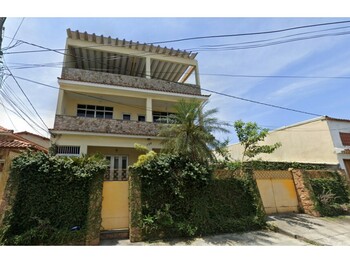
[53,115,161,137]
[61,68,202,96]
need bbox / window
[104,156,128,181]
[340,132,350,146]
[77,104,113,119]
[122,114,131,121]
[138,115,145,122]
[153,111,174,123]
[56,146,80,156]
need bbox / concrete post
[145,57,151,79]
[146,97,152,122]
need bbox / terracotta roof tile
[0,139,34,149]
[0,126,13,133]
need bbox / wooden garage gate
[254,170,299,214]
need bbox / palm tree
[158,99,229,163]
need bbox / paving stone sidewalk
[267,213,350,246]
[100,229,308,246]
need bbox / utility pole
[0,17,6,87]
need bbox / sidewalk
[267,213,350,245]
[100,229,308,246]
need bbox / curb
[267,222,325,246]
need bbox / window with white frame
[56,146,80,156]
[77,104,113,119]
[153,111,174,123]
[122,113,131,121]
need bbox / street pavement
[100,213,350,246]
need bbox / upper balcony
[61,29,202,96]
[52,115,161,137]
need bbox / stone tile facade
[290,169,320,217]
[61,68,203,96]
[53,115,161,137]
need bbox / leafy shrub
[217,160,335,171]
[0,151,106,245]
[308,173,350,216]
[130,153,265,240]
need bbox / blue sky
[1,15,350,143]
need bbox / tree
[234,120,281,163]
[158,99,229,163]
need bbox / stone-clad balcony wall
[61,68,201,96]
[53,115,161,137]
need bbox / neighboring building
[0,126,48,222]
[227,116,350,176]
[15,131,50,149]
[50,29,208,231]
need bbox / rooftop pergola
[63,29,200,86]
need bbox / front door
[101,156,129,230]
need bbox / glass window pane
[96,111,104,118]
[105,107,113,112]
[105,112,113,119]
[77,104,86,109]
[86,111,94,117]
[123,114,131,120]
[77,110,86,117]
[96,106,104,110]
[138,115,145,122]
[87,105,95,110]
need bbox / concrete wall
[228,118,338,164]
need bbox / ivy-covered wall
[304,171,350,216]
[218,160,338,171]
[0,151,106,245]
[129,154,266,241]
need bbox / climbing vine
[0,151,106,245]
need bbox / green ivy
[0,151,106,245]
[306,171,350,217]
[217,160,335,171]
[130,154,266,240]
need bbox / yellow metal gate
[101,181,129,230]
[254,170,299,214]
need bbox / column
[80,144,88,156]
[195,64,201,87]
[146,98,153,122]
[145,57,151,79]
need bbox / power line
[150,19,350,44]
[5,66,50,131]
[201,88,322,117]
[0,83,48,135]
[6,18,24,48]
[0,95,17,130]
[6,72,324,118]
[189,30,350,52]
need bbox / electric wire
[6,72,325,118]
[6,18,24,48]
[149,19,350,44]
[5,66,50,131]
